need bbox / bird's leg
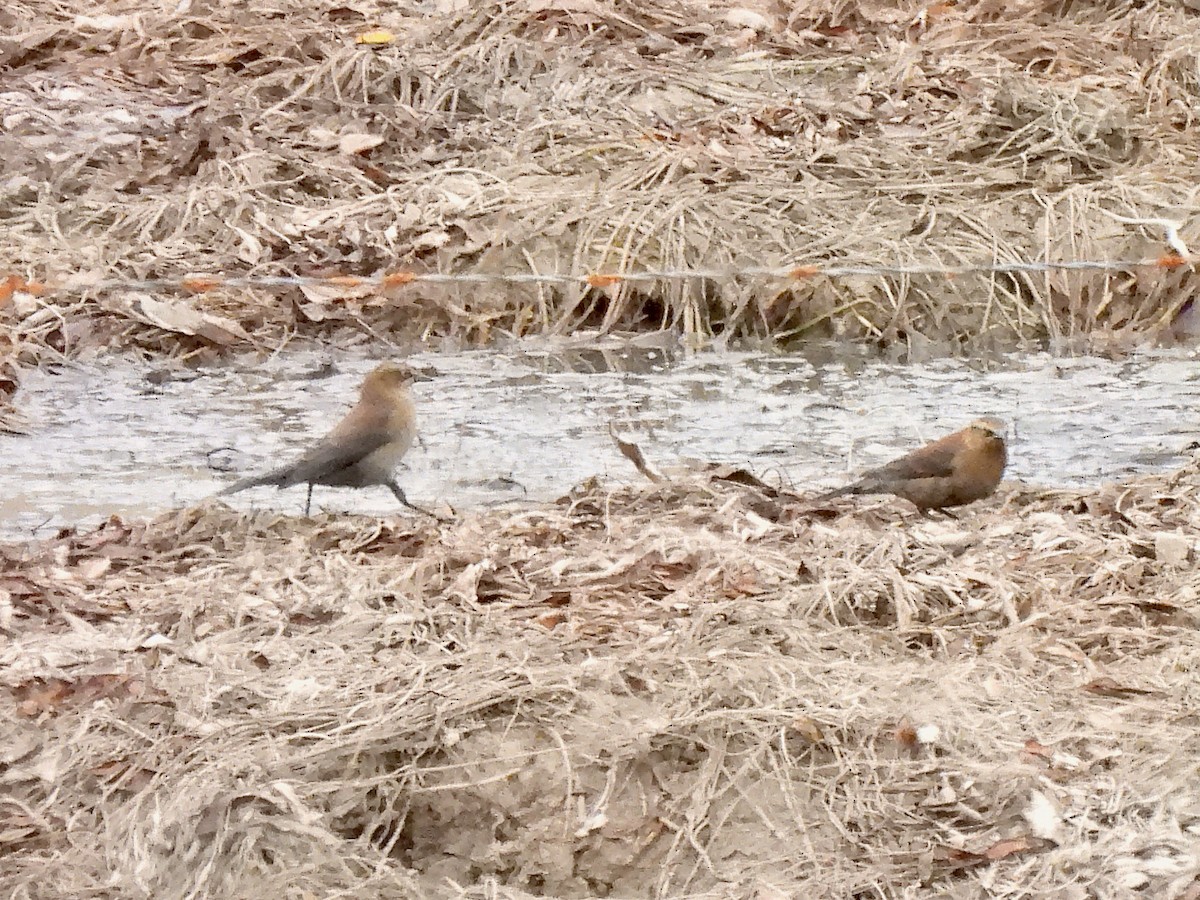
[305,483,313,517]
[388,481,443,520]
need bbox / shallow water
[2,343,1199,540]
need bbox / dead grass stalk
[3,459,1200,896]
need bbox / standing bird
[218,361,436,518]
[815,416,1008,511]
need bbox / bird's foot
[390,482,453,523]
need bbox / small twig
[608,423,663,483]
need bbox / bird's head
[359,362,434,403]
[363,361,435,389]
[967,416,1007,438]
[369,361,416,385]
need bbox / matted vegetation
[3,458,1200,897]
[2,0,1200,398]
[5,1,1200,896]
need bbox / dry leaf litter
[4,456,1200,897]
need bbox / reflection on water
[2,342,1199,539]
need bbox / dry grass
[2,0,1200,399]
[4,458,1200,897]
[6,2,1200,895]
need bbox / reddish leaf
[934,835,1047,871]
[985,836,1039,860]
[1023,739,1054,760]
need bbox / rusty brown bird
[218,361,435,517]
[815,416,1008,511]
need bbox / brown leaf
[94,543,152,562]
[932,845,986,868]
[14,680,72,717]
[109,292,253,345]
[790,715,824,743]
[0,576,40,597]
[88,758,156,790]
[985,836,1040,860]
[722,568,762,597]
[338,133,384,155]
[76,674,144,704]
[0,814,44,849]
[13,674,143,717]
[297,279,377,306]
[1082,676,1153,698]
[934,835,1046,871]
[74,557,112,580]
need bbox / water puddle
[2,344,1199,539]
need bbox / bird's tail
[217,469,287,496]
[810,483,861,504]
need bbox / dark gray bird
[218,361,435,517]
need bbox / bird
[814,416,1008,511]
[217,361,437,518]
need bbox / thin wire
[0,253,1192,300]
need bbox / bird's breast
[366,434,413,470]
[358,401,416,480]
[953,440,1006,498]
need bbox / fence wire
[0,252,1193,303]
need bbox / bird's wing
[268,428,394,487]
[221,429,393,493]
[865,437,958,482]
